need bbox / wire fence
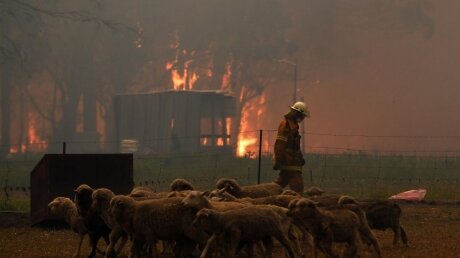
[1,129,460,210]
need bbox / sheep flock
[48,178,408,258]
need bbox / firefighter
[273,101,310,193]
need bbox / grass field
[1,152,460,211]
[1,203,459,258]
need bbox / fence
[1,129,460,210]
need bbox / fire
[166,60,200,90]
[221,62,232,91]
[217,138,224,146]
[237,93,266,157]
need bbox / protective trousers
[274,170,304,193]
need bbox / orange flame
[237,93,266,157]
[217,138,224,146]
[166,60,199,90]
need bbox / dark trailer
[114,90,236,154]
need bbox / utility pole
[293,58,297,103]
[272,58,298,104]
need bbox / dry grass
[0,203,459,258]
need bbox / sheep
[91,188,128,258]
[109,195,208,258]
[129,186,158,198]
[288,198,361,258]
[208,189,300,209]
[332,196,382,257]
[183,191,307,257]
[305,186,325,197]
[334,196,408,246]
[48,197,88,258]
[194,206,298,258]
[215,178,283,198]
[182,190,249,211]
[281,189,302,197]
[74,184,111,258]
[170,178,195,192]
[356,199,408,246]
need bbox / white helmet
[290,101,310,117]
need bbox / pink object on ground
[389,189,427,201]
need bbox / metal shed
[114,90,236,154]
[30,154,133,225]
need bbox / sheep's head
[170,178,194,192]
[216,178,241,196]
[91,188,114,214]
[288,198,317,219]
[182,191,207,209]
[74,184,94,215]
[48,197,74,217]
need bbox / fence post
[62,142,66,154]
[257,130,263,184]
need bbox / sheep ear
[73,189,78,193]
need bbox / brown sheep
[281,189,302,197]
[170,178,195,192]
[208,190,300,209]
[48,197,88,258]
[109,195,207,258]
[74,184,111,258]
[331,196,382,257]
[305,186,325,197]
[288,198,361,258]
[182,190,248,211]
[194,206,298,258]
[335,196,409,246]
[358,199,408,246]
[186,191,307,257]
[216,178,283,198]
[91,188,128,258]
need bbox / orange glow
[221,62,232,90]
[96,101,106,147]
[217,138,224,146]
[26,112,48,152]
[165,60,199,90]
[237,103,257,157]
[237,93,266,157]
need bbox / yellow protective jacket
[274,117,304,171]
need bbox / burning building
[114,90,236,154]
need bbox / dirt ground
[0,203,459,258]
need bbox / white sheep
[48,197,88,258]
[194,205,298,258]
[215,178,283,198]
[109,195,208,258]
[91,188,128,258]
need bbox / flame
[25,112,48,152]
[237,93,266,157]
[237,103,257,157]
[166,60,200,90]
[221,62,232,91]
[217,138,224,146]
